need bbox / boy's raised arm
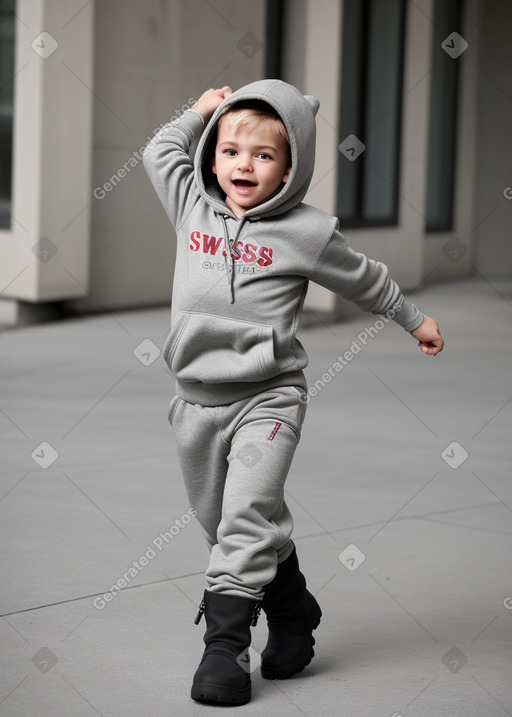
[142,87,231,231]
[142,109,203,230]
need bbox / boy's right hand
[192,86,232,122]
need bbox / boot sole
[191,681,251,705]
[261,596,322,680]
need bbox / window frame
[425,0,464,234]
[336,0,407,229]
[0,0,16,230]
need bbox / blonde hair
[217,101,291,161]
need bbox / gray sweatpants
[168,385,307,600]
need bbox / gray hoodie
[143,79,423,406]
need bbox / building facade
[0,0,510,327]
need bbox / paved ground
[1,276,511,716]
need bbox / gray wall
[70,0,266,313]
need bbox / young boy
[143,80,443,706]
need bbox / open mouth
[232,179,257,195]
[233,179,257,188]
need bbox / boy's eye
[224,149,237,157]
[256,153,272,160]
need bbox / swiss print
[189,229,274,271]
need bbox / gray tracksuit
[143,80,424,598]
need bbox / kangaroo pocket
[163,311,280,384]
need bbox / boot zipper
[193,597,261,626]
[251,602,262,627]
[194,597,205,625]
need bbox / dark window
[337,0,406,228]
[0,0,15,229]
[425,0,463,233]
[265,0,285,79]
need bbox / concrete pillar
[0,0,94,325]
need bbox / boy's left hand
[410,314,444,355]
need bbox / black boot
[260,547,321,679]
[191,590,261,705]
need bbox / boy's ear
[211,155,217,175]
[282,166,291,184]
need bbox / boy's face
[212,118,291,217]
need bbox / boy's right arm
[142,109,205,230]
[142,87,231,230]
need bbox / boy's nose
[237,155,252,171]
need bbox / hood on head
[194,79,319,219]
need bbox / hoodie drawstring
[219,213,249,304]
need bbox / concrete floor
[1,276,511,716]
